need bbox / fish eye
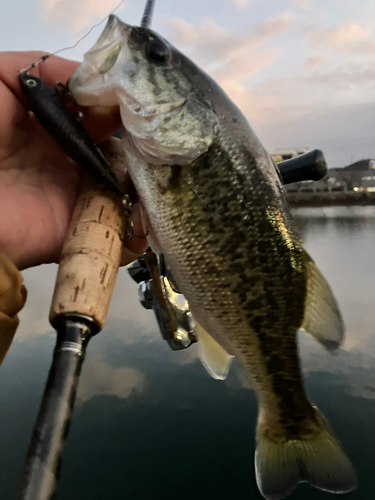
[145,39,171,65]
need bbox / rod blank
[141,0,155,28]
[19,316,95,500]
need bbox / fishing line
[23,0,127,72]
[52,0,126,57]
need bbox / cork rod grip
[49,138,126,331]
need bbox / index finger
[0,51,121,143]
[0,51,79,101]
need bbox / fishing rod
[17,3,157,499]
[18,139,126,500]
[141,0,155,28]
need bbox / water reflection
[77,362,146,403]
[0,207,374,500]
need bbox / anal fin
[194,319,233,380]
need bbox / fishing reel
[128,149,328,351]
[128,252,196,351]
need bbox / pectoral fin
[194,319,234,380]
[301,258,345,353]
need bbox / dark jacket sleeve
[0,253,27,365]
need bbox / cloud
[213,47,278,82]
[305,64,375,90]
[297,311,375,402]
[231,0,252,7]
[16,264,57,341]
[39,0,121,31]
[105,268,161,343]
[169,343,199,366]
[306,55,327,69]
[248,61,375,116]
[15,264,157,346]
[254,12,294,39]
[166,13,293,74]
[288,0,313,6]
[311,22,371,49]
[166,18,240,65]
[351,39,375,56]
[77,360,146,402]
[162,14,293,128]
[209,64,375,166]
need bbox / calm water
[1,206,375,500]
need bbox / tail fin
[255,411,357,500]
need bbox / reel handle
[277,149,328,185]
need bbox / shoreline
[287,191,375,207]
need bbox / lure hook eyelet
[26,79,37,87]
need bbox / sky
[1,0,375,167]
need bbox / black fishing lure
[19,70,125,197]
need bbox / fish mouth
[67,13,189,164]
[68,14,186,116]
[67,15,131,106]
[89,15,128,53]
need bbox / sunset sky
[1,0,375,166]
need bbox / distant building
[284,178,330,193]
[329,159,375,192]
[286,169,375,193]
[350,169,375,192]
[342,159,375,171]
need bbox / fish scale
[137,140,311,428]
[69,13,357,500]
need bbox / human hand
[0,51,148,270]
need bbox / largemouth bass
[68,14,357,499]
